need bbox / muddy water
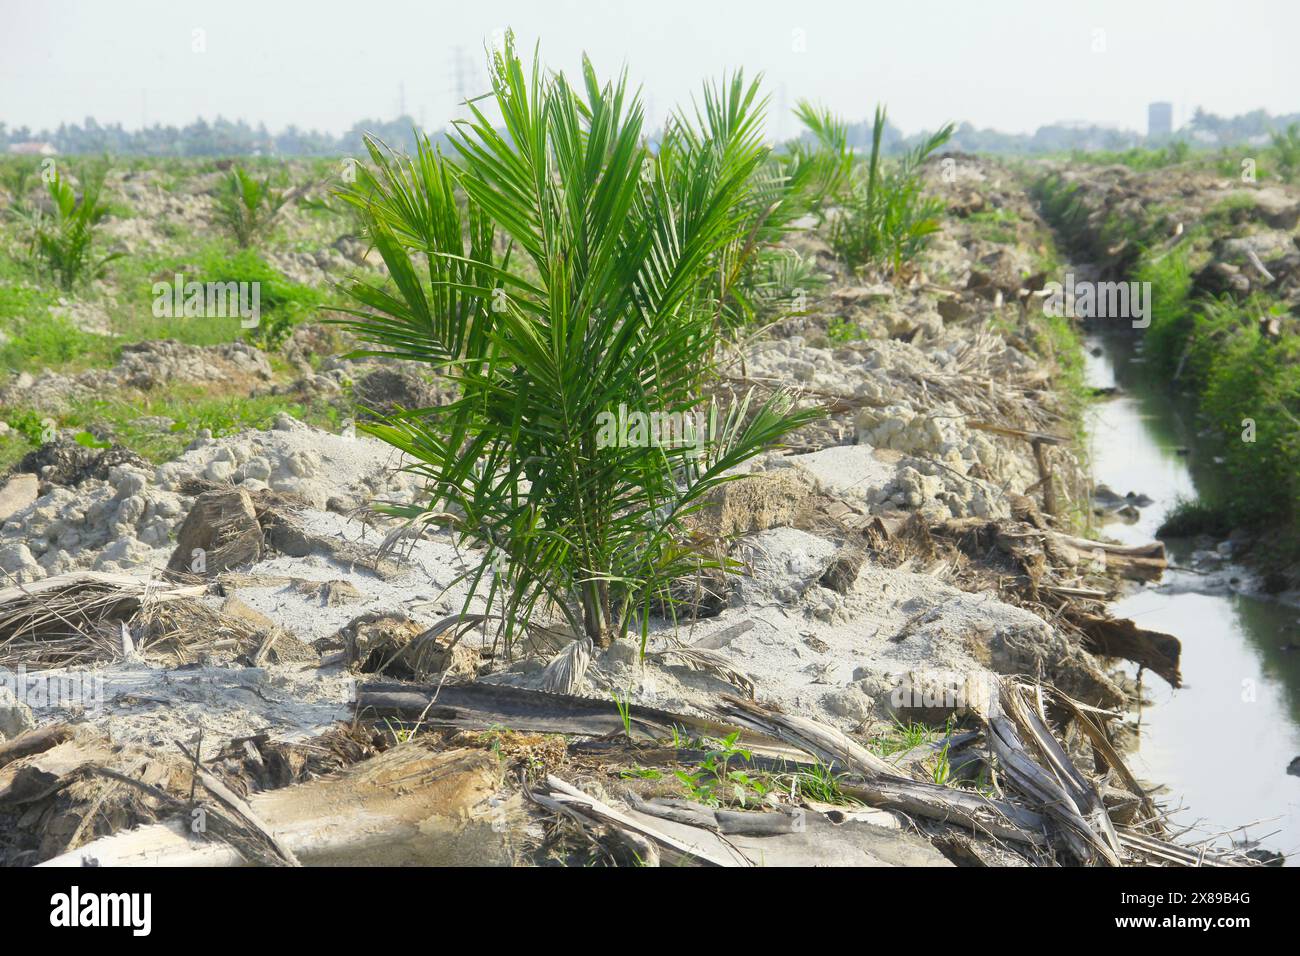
[1084,330,1300,863]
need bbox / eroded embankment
[1032,160,1300,588]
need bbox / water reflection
[1085,330,1300,862]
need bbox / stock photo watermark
[151,273,261,328]
[1042,273,1151,328]
[886,669,999,714]
[1,665,104,714]
[49,887,151,936]
[594,404,707,454]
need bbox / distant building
[7,141,57,156]
[1148,102,1173,139]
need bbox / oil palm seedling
[829,105,954,276]
[212,164,296,248]
[0,158,35,213]
[789,100,853,223]
[659,82,850,332]
[335,35,819,662]
[34,162,123,290]
[1,159,43,260]
[1271,122,1300,183]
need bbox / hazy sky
[2,0,1296,138]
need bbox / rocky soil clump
[0,413,420,583]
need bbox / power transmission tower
[450,46,473,120]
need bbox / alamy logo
[594,404,706,453]
[49,886,151,936]
[1041,273,1150,328]
[152,273,261,328]
[1,665,103,713]
[888,669,997,712]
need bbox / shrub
[188,247,324,349]
[1158,496,1230,538]
[1037,166,1300,547]
[1137,255,1300,535]
[0,307,99,370]
[1068,142,1191,171]
[1134,245,1193,368]
[0,158,35,212]
[1031,174,1090,238]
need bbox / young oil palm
[1272,122,1300,183]
[212,165,292,248]
[335,34,818,654]
[659,80,850,331]
[35,163,122,291]
[830,105,954,275]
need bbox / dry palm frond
[541,637,594,696]
[713,680,1260,867]
[1116,828,1259,868]
[0,572,207,669]
[133,597,265,664]
[983,678,1122,866]
[649,646,756,698]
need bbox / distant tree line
[4,107,1298,157]
[1184,107,1300,145]
[0,115,448,157]
[871,109,1300,157]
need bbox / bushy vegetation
[965,207,1019,244]
[1037,168,1300,546]
[335,36,820,652]
[0,241,326,373]
[194,246,326,349]
[0,387,344,473]
[1062,129,1300,184]
[1031,173,1090,236]
[1157,496,1231,539]
[1132,247,1194,367]
[1132,242,1300,541]
[0,306,98,370]
[1070,141,1191,171]
[829,105,953,275]
[1031,173,1167,274]
[0,158,36,218]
